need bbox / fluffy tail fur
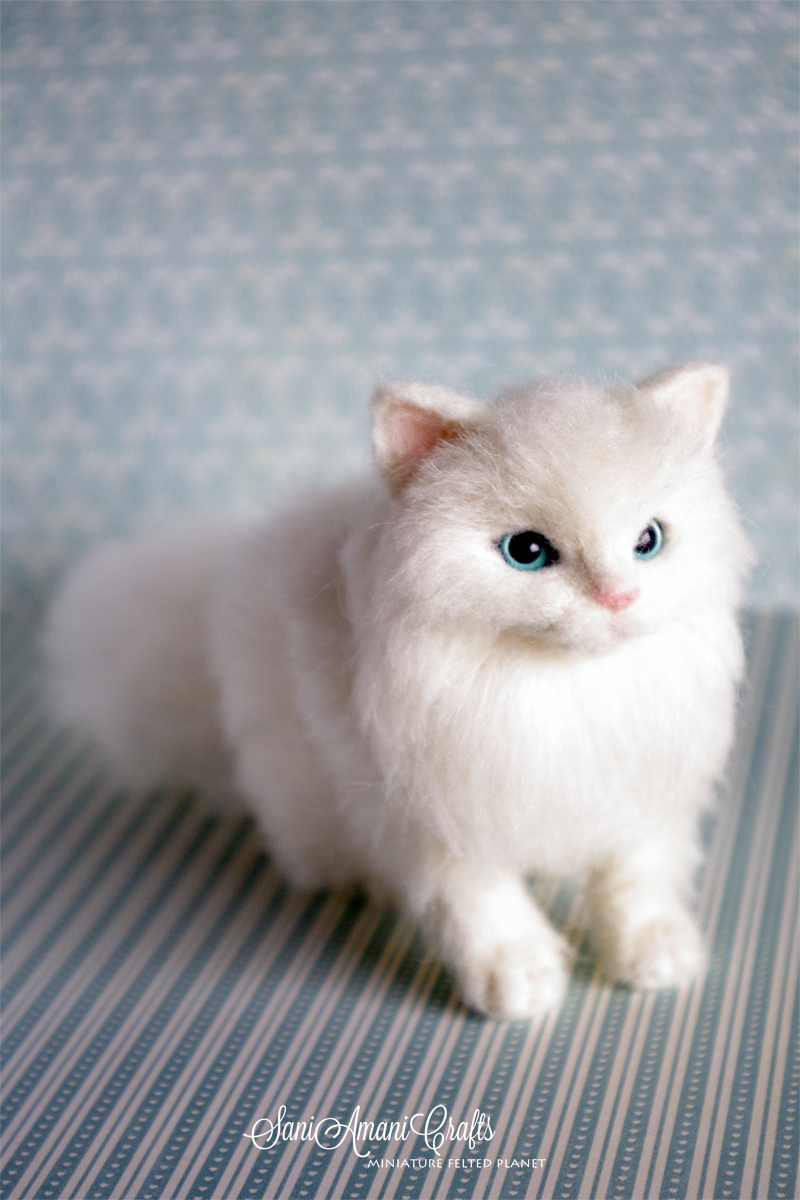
[43,523,245,797]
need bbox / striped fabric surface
[1,608,797,1200]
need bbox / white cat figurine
[45,363,751,1019]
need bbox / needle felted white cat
[45,363,751,1019]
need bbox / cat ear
[639,362,730,447]
[372,382,487,492]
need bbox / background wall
[3,0,798,606]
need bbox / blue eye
[634,520,664,560]
[499,531,559,571]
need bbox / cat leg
[233,723,359,891]
[588,846,705,989]
[211,588,359,891]
[421,863,571,1019]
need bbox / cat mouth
[531,610,647,655]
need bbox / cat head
[370,365,751,655]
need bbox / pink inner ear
[391,407,458,469]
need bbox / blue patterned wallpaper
[2,1,798,605]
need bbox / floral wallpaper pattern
[3,1,797,604]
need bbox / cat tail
[42,521,252,800]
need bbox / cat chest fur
[349,614,739,877]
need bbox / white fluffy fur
[44,364,752,1018]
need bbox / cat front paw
[600,908,706,990]
[458,936,570,1020]
[427,866,571,1019]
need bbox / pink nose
[593,587,639,611]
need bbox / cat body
[45,365,751,1018]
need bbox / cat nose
[593,586,639,611]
